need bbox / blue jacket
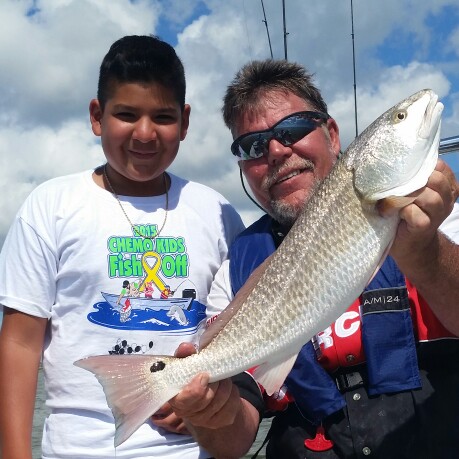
[229,214,421,424]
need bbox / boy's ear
[89,99,103,136]
[180,104,191,141]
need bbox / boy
[0,35,247,458]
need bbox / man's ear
[326,117,341,158]
[89,99,103,136]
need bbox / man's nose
[266,138,292,165]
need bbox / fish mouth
[419,91,443,140]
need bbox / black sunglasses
[231,110,330,160]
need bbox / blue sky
[0,0,458,249]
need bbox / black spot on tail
[150,361,166,373]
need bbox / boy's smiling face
[90,81,190,196]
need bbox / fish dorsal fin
[199,254,273,350]
[252,353,299,396]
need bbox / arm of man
[387,159,459,335]
[167,343,262,459]
[0,308,47,459]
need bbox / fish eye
[393,109,408,123]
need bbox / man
[180,59,459,459]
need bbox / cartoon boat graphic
[87,287,203,330]
[101,291,194,322]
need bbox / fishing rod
[282,0,288,60]
[350,0,358,137]
[439,135,459,155]
[263,2,457,156]
[260,0,273,58]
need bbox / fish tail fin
[74,354,180,447]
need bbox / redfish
[75,89,443,446]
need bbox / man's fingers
[170,373,212,416]
[169,374,240,429]
[194,380,241,428]
[169,344,242,429]
[435,159,459,201]
[151,411,190,435]
[175,342,197,358]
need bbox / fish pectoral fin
[377,195,417,217]
[252,353,298,396]
[74,354,179,447]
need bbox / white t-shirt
[0,169,245,459]
[438,202,459,243]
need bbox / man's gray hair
[222,59,328,131]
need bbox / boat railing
[439,135,459,155]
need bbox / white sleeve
[0,216,56,318]
[440,202,459,244]
[205,259,234,321]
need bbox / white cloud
[447,25,459,57]
[0,119,104,240]
[0,0,458,245]
[0,0,159,126]
[330,61,451,149]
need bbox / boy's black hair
[97,35,186,111]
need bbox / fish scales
[75,88,443,446]
[205,160,396,373]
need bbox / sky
[0,0,458,252]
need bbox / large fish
[75,89,443,446]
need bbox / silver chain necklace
[103,164,169,240]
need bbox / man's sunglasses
[231,110,330,160]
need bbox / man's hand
[168,343,242,430]
[381,159,459,336]
[150,402,189,435]
[151,344,260,457]
[150,342,242,434]
[388,159,459,262]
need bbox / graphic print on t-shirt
[87,223,206,333]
